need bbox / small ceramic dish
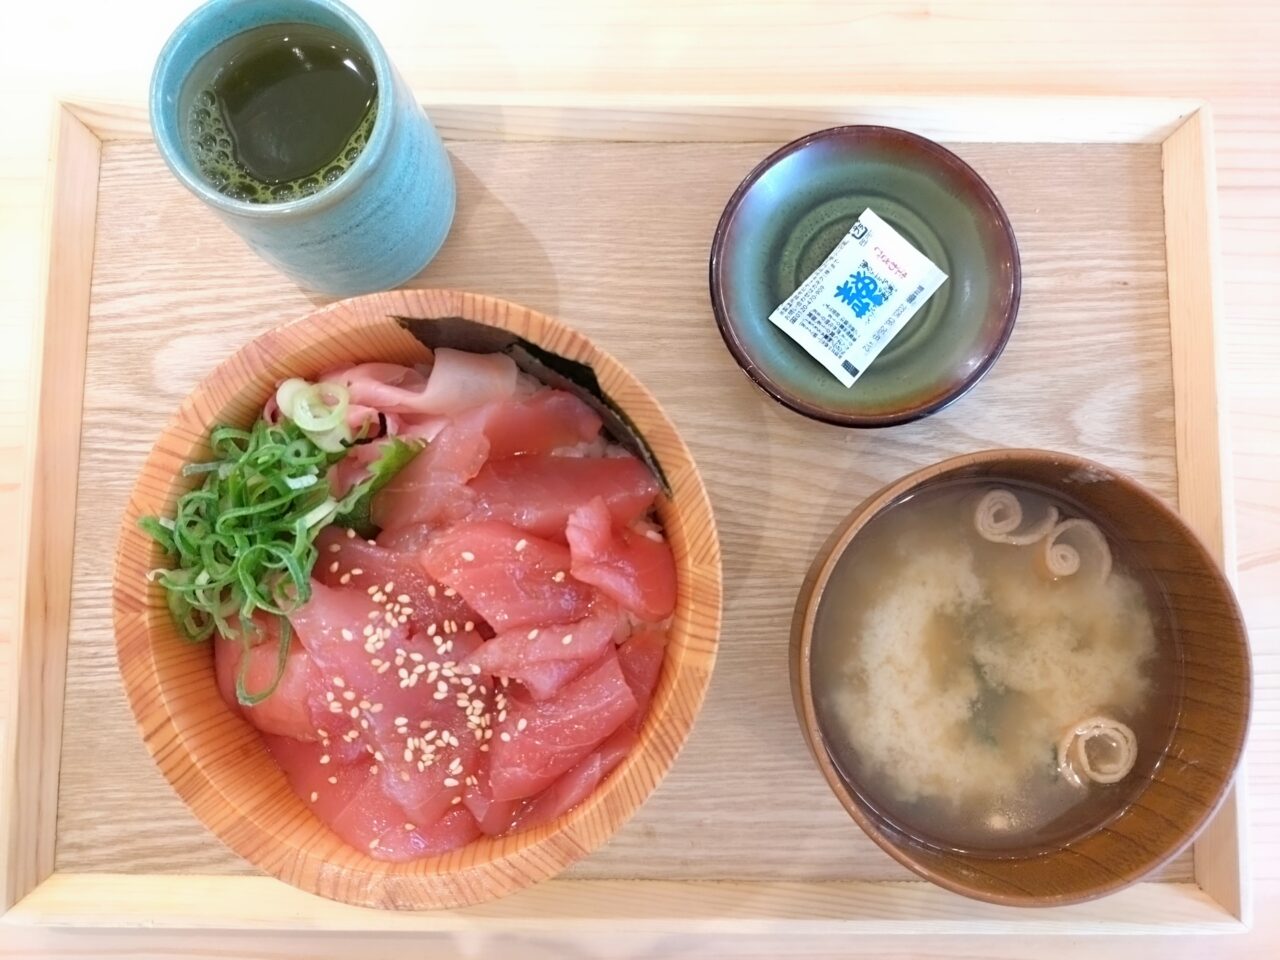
[710,125,1020,427]
[113,289,722,909]
[790,449,1251,905]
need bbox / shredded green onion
[140,415,422,706]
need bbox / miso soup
[811,481,1180,855]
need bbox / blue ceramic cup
[151,0,455,296]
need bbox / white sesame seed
[451,795,462,805]
[339,573,352,585]
[349,707,359,718]
[310,791,318,802]
[371,703,383,713]
[328,775,338,784]
[527,629,539,640]
[444,588,456,597]
[443,777,459,787]
[351,567,363,576]
[552,571,566,582]
[515,539,528,552]
[393,716,408,726]
[328,561,340,574]
[396,594,411,604]
[500,732,511,742]
[328,543,341,554]
[561,633,573,645]
[319,754,330,764]
[427,584,437,597]
[460,551,475,562]
[345,528,356,539]
[644,529,664,542]
[517,718,528,731]
[426,623,437,636]
[368,838,378,849]
[332,677,345,688]
[404,823,415,831]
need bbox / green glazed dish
[709,126,1020,427]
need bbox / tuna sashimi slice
[468,454,660,541]
[512,726,637,833]
[616,627,667,732]
[371,419,490,532]
[315,526,485,637]
[214,627,325,741]
[463,600,621,701]
[488,650,638,801]
[265,735,481,862]
[565,498,677,622]
[288,581,487,823]
[421,521,594,632]
[462,751,523,837]
[476,389,603,459]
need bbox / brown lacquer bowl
[790,449,1250,906]
[113,289,722,909]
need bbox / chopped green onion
[141,414,424,706]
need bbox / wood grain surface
[3,1,1279,957]
[50,138,1196,885]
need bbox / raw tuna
[265,735,481,861]
[214,628,323,741]
[476,389,602,459]
[565,498,677,621]
[468,454,660,541]
[288,581,490,824]
[488,650,638,801]
[462,751,523,836]
[421,520,594,631]
[463,599,621,700]
[371,419,490,531]
[512,726,637,832]
[315,526,483,637]
[616,627,667,731]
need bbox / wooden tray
[5,95,1247,942]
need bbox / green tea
[185,22,377,203]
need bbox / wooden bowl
[113,289,722,909]
[790,448,1250,906]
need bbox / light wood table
[1,2,1276,957]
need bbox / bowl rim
[790,447,1252,905]
[708,124,1022,428]
[111,288,723,909]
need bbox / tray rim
[1,93,1246,938]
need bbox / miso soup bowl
[113,289,722,909]
[789,448,1251,906]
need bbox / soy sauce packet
[769,208,948,387]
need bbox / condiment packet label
[768,208,948,387]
